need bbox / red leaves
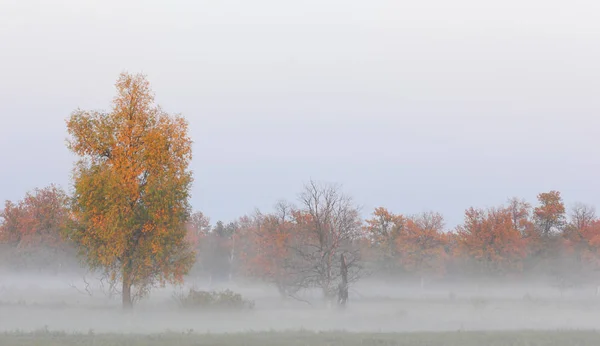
[397,212,448,277]
[238,213,294,283]
[0,185,69,249]
[456,206,528,273]
[534,191,566,236]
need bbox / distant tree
[0,185,73,271]
[184,211,211,277]
[65,72,195,309]
[569,203,596,232]
[534,191,566,237]
[507,197,535,237]
[364,207,405,273]
[396,211,447,286]
[202,220,238,284]
[563,204,600,269]
[186,211,211,246]
[456,206,528,275]
[240,202,299,297]
[525,191,567,275]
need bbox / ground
[2,273,600,344]
[3,331,600,346]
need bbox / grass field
[3,330,600,346]
[5,274,600,345]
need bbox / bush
[173,288,255,310]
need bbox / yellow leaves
[66,72,194,303]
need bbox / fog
[2,0,600,340]
[3,269,600,334]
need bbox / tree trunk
[122,277,133,310]
[338,253,348,308]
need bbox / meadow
[4,330,600,346]
[2,273,600,345]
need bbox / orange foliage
[0,185,69,249]
[457,206,528,274]
[576,220,600,267]
[66,72,195,308]
[364,207,405,247]
[245,213,293,290]
[563,205,600,268]
[396,212,447,277]
[534,191,566,237]
[185,211,211,250]
[363,207,405,271]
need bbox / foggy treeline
[1,181,599,300]
[1,73,598,310]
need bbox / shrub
[173,288,255,310]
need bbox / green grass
[2,330,600,346]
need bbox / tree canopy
[65,72,195,309]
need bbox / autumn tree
[239,202,299,297]
[65,72,195,309]
[534,191,566,237]
[396,211,447,286]
[363,207,405,273]
[563,204,600,269]
[507,197,535,237]
[185,211,211,277]
[0,185,74,271]
[525,191,567,276]
[185,211,211,247]
[456,206,528,275]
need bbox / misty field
[4,273,600,346]
[4,330,600,346]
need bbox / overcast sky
[1,0,600,228]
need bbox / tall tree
[66,72,195,309]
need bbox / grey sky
[1,0,599,228]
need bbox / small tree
[66,72,195,309]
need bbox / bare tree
[288,180,363,302]
[570,203,596,231]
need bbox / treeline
[3,181,598,295]
[184,187,600,293]
[1,73,598,307]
